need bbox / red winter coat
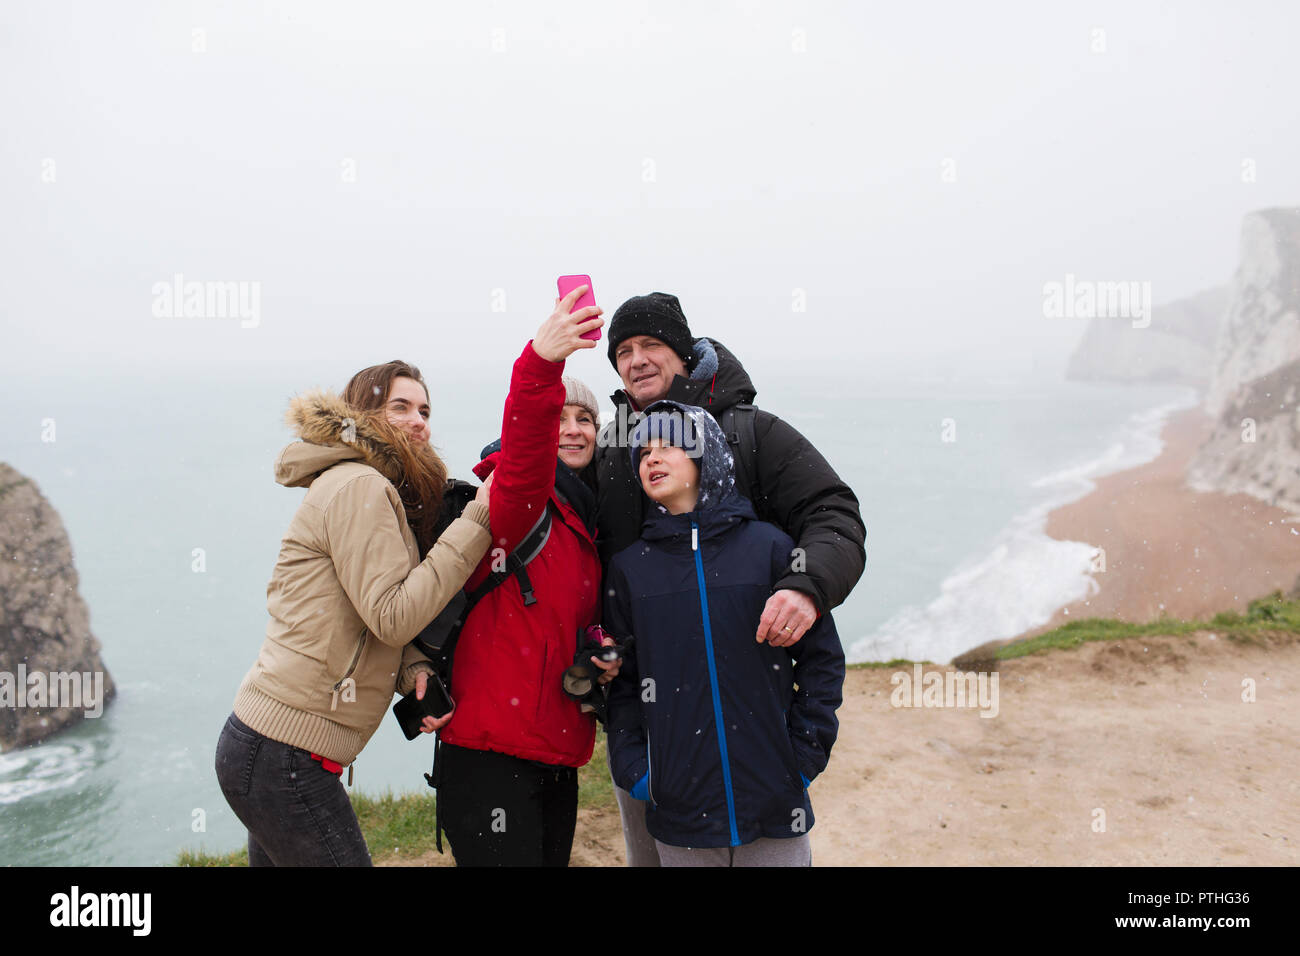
[438,342,602,767]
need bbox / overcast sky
[2,0,1298,387]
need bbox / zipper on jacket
[691,519,741,847]
[645,728,655,806]
[331,628,366,711]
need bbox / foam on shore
[847,389,1201,664]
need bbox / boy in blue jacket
[604,400,845,866]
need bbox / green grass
[351,790,443,862]
[848,657,936,671]
[995,590,1300,661]
[847,591,1300,670]
[178,728,617,866]
[177,845,248,867]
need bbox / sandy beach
[1034,405,1300,633]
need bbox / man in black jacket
[594,291,866,865]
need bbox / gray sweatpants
[612,769,812,867]
[655,834,812,867]
[613,779,662,867]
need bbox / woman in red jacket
[431,286,617,866]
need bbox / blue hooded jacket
[604,401,845,849]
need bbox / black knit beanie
[606,292,694,369]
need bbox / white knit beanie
[562,376,601,423]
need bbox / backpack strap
[425,735,444,853]
[719,404,761,508]
[415,499,556,856]
[411,501,555,672]
[463,501,554,608]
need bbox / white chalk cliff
[1188,208,1300,513]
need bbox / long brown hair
[343,360,447,554]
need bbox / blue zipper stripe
[692,520,740,847]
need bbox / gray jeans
[215,712,372,867]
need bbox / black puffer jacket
[595,337,866,614]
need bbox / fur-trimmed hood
[275,389,406,488]
[237,388,494,767]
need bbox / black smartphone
[392,673,454,741]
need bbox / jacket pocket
[215,716,262,799]
[330,627,367,710]
[533,640,550,722]
[780,708,807,787]
[782,735,804,790]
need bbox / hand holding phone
[392,669,455,740]
[533,278,604,362]
[557,274,602,341]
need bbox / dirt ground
[392,629,1297,866]
[805,631,1298,865]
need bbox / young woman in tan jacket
[214,360,492,866]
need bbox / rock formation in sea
[0,462,115,750]
[1188,208,1300,513]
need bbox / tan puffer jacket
[232,390,491,766]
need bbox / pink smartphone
[557,274,601,341]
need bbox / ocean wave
[848,529,1100,665]
[1029,387,1199,507]
[847,389,1199,665]
[0,738,97,805]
